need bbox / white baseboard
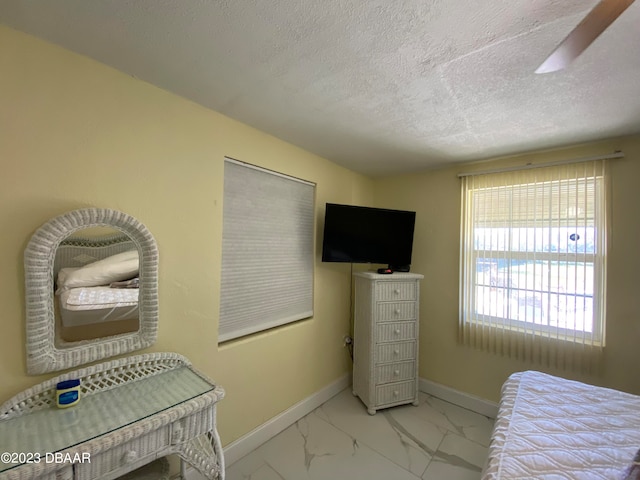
[184,374,493,480]
[184,374,351,480]
[223,373,351,468]
[419,377,498,418]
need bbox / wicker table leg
[177,430,225,480]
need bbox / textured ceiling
[2,0,639,176]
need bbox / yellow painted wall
[374,136,640,401]
[0,26,373,443]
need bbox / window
[459,160,608,366]
[219,158,315,342]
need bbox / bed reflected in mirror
[25,207,159,375]
[54,227,140,346]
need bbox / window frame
[460,167,607,346]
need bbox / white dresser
[352,272,424,415]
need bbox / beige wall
[0,26,374,443]
[374,136,640,402]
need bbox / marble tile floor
[226,389,494,480]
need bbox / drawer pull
[394,329,400,335]
[394,370,400,376]
[394,289,400,294]
[393,390,399,397]
[122,450,138,464]
[394,349,399,356]
[172,423,184,442]
[394,309,400,315]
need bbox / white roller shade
[219,158,315,342]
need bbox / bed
[58,285,139,326]
[54,234,139,327]
[482,370,640,480]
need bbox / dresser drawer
[376,302,416,322]
[376,380,416,406]
[376,341,416,363]
[376,321,416,343]
[75,426,170,480]
[375,282,417,301]
[375,361,415,384]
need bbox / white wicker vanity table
[0,353,225,480]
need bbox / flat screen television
[321,203,416,270]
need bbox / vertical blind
[459,160,608,370]
[219,159,315,342]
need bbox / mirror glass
[25,208,159,375]
[54,227,140,346]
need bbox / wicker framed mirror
[24,208,159,375]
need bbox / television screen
[321,203,416,268]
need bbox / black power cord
[346,263,354,361]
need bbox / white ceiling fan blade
[535,0,635,74]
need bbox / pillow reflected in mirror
[56,250,139,293]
